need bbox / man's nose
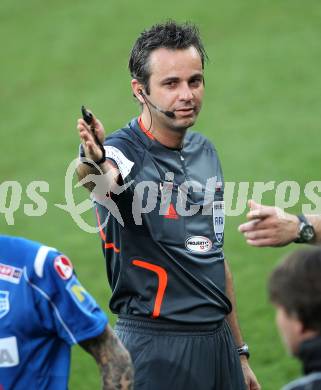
[178,83,193,101]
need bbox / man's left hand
[240,356,261,390]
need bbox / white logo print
[213,201,225,242]
[0,337,20,367]
[0,291,9,319]
[185,236,212,253]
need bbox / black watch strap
[294,214,315,243]
[79,143,106,166]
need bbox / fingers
[240,222,280,246]
[247,206,275,220]
[77,117,105,145]
[238,219,261,232]
[93,118,105,143]
[246,199,282,221]
[248,199,260,210]
[77,119,93,138]
[250,378,261,390]
[246,237,276,247]
[77,119,103,161]
[243,229,275,241]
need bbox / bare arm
[80,325,134,390]
[225,260,244,348]
[225,260,261,390]
[238,200,321,247]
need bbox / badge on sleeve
[54,256,73,280]
[66,276,96,312]
[213,201,225,243]
[0,291,10,319]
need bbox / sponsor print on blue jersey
[53,255,73,280]
[66,276,97,313]
[0,336,19,368]
[0,264,22,284]
[0,291,9,319]
[213,201,225,243]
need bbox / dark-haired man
[77,21,259,390]
[268,248,321,389]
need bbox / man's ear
[301,321,319,338]
[131,79,145,104]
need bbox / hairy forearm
[76,159,120,194]
[80,325,134,390]
[76,162,100,192]
[224,260,244,347]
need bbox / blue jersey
[0,235,108,390]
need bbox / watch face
[302,225,315,241]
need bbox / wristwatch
[79,144,106,166]
[294,214,316,243]
[237,343,250,359]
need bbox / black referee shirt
[94,117,232,323]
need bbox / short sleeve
[30,249,108,345]
[103,129,144,184]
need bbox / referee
[77,21,260,390]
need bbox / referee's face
[147,46,204,131]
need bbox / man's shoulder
[0,235,61,288]
[105,118,141,146]
[0,235,42,266]
[102,119,146,179]
[282,372,321,390]
[106,123,133,142]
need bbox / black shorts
[115,316,246,390]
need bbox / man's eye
[190,79,202,87]
[165,81,177,87]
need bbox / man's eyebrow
[160,73,204,83]
[189,73,204,80]
[160,76,180,83]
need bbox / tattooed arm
[79,325,134,390]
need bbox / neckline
[138,116,155,140]
[137,116,184,151]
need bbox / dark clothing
[92,117,243,389]
[115,316,246,390]
[95,117,230,323]
[282,336,321,390]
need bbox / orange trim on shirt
[105,242,120,253]
[132,259,168,318]
[95,208,120,253]
[138,116,155,140]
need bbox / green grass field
[1,0,321,388]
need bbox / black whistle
[81,105,93,126]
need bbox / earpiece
[138,89,175,119]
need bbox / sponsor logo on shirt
[185,236,212,253]
[0,337,19,367]
[0,291,9,319]
[66,276,96,312]
[164,203,179,219]
[54,255,73,280]
[213,201,225,242]
[0,263,22,284]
